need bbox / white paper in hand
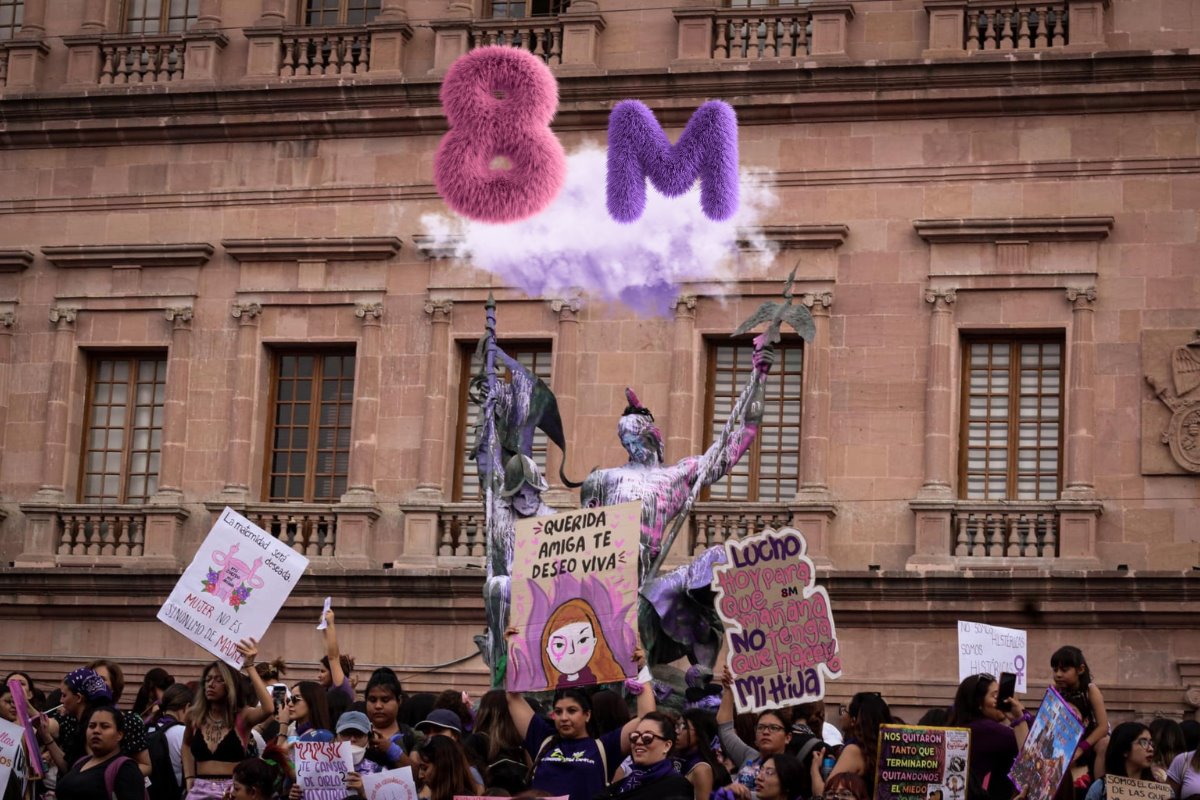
[317,596,332,630]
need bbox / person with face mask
[336,711,388,798]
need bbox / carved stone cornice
[1066,286,1098,307]
[674,295,697,319]
[550,298,581,319]
[801,291,834,313]
[230,302,262,320]
[48,307,78,325]
[221,237,402,262]
[424,299,453,321]
[0,250,34,273]
[164,307,193,326]
[924,287,957,308]
[737,225,850,251]
[40,243,214,268]
[354,302,384,321]
[914,217,1114,244]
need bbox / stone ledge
[0,250,34,272]
[914,216,1115,243]
[737,225,850,251]
[41,243,215,268]
[222,237,402,262]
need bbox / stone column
[336,303,384,568]
[920,288,957,499]
[36,307,78,501]
[220,303,262,502]
[400,300,453,565]
[4,0,49,88]
[545,298,580,503]
[666,296,697,463]
[430,2,475,73]
[344,303,383,502]
[14,0,46,37]
[256,0,286,25]
[0,313,14,483]
[184,0,228,80]
[1062,287,1097,499]
[153,308,193,501]
[798,292,833,498]
[80,0,107,32]
[369,0,413,75]
[559,2,606,70]
[909,288,957,568]
[195,0,221,28]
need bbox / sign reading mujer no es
[157,508,309,668]
[711,527,841,713]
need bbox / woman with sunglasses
[717,666,793,798]
[595,712,692,800]
[279,681,334,743]
[182,640,276,800]
[945,674,1028,800]
[1084,723,1164,800]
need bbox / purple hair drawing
[606,99,739,223]
[510,572,636,691]
[434,46,566,223]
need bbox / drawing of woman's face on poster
[540,598,625,688]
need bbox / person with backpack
[146,684,194,800]
[57,706,147,800]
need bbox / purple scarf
[616,757,677,794]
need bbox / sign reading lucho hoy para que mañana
[711,527,842,713]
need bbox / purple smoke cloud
[420,146,777,318]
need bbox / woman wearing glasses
[1083,723,1164,800]
[752,753,808,800]
[280,681,334,743]
[181,640,276,800]
[595,712,693,800]
[717,666,793,797]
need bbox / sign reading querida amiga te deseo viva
[711,526,842,713]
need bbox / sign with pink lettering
[363,767,419,800]
[0,716,24,790]
[295,741,354,800]
[711,526,842,713]
[7,679,43,780]
[157,507,309,668]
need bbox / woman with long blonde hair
[539,598,626,688]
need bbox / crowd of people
[2,617,1197,800]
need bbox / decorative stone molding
[914,217,1114,243]
[40,243,214,268]
[0,250,34,273]
[924,287,957,307]
[674,295,697,318]
[549,298,581,317]
[354,302,384,321]
[0,312,14,328]
[230,302,262,320]
[737,225,849,251]
[164,306,193,325]
[801,291,834,311]
[48,307,78,325]
[1066,286,1098,306]
[221,237,402,262]
[424,299,453,319]
[412,234,465,260]
[1144,330,1200,475]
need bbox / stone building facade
[0,0,1197,718]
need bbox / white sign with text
[957,620,1027,693]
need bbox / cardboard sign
[507,502,641,692]
[157,508,309,668]
[295,740,354,800]
[957,621,1028,693]
[6,680,43,779]
[362,768,419,800]
[0,717,23,790]
[875,725,971,800]
[1008,687,1086,800]
[711,526,841,712]
[1105,776,1174,800]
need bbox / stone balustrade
[99,35,187,84]
[689,502,793,555]
[280,27,371,77]
[437,503,486,559]
[951,502,1059,558]
[244,504,337,558]
[0,47,8,88]
[924,0,1108,54]
[469,17,565,65]
[713,7,813,60]
[56,506,147,557]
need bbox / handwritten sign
[295,741,354,800]
[6,680,43,780]
[508,502,640,693]
[0,717,23,790]
[363,768,419,800]
[957,621,1027,693]
[1008,688,1085,800]
[157,508,309,668]
[875,725,971,800]
[711,526,841,713]
[1105,776,1173,800]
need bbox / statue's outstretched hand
[752,332,775,375]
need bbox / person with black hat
[416,710,485,787]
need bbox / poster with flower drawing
[157,508,309,668]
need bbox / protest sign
[875,725,971,800]
[507,501,641,693]
[957,621,1028,693]
[6,680,44,779]
[0,717,23,790]
[711,526,841,713]
[1106,776,1174,800]
[157,508,309,668]
[1008,687,1085,800]
[295,741,354,800]
[361,768,419,800]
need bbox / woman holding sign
[946,674,1030,800]
[505,627,656,800]
[717,665,795,798]
[1083,723,1165,800]
[182,639,276,800]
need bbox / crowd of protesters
[2,612,1197,800]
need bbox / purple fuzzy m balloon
[606,99,739,224]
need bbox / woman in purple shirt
[947,673,1030,800]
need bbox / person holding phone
[947,673,1030,800]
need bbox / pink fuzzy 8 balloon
[434,46,567,224]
